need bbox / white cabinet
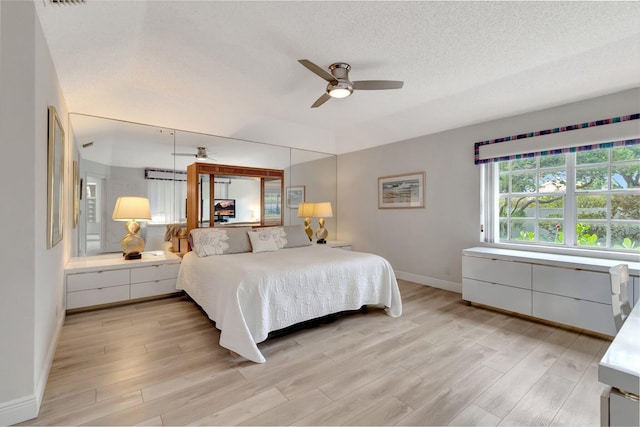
[326,241,352,251]
[532,265,616,336]
[463,256,531,289]
[463,278,532,315]
[462,256,532,315]
[462,247,639,336]
[65,252,181,310]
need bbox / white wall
[337,88,639,293]
[0,1,68,424]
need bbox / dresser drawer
[532,291,615,336]
[463,256,532,289]
[463,278,532,315]
[67,284,130,309]
[532,265,610,304]
[67,268,130,292]
[130,278,177,299]
[130,263,180,284]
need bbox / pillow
[189,228,229,257]
[247,229,279,253]
[222,227,253,253]
[189,227,252,257]
[281,225,312,248]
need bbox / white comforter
[176,245,402,363]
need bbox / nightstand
[325,240,353,251]
[65,251,181,311]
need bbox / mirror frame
[186,162,284,234]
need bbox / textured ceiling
[35,1,640,155]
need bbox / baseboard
[0,310,65,426]
[0,394,38,426]
[35,310,65,407]
[395,270,462,294]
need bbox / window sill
[481,242,640,263]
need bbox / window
[488,145,640,251]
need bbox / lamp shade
[297,202,315,218]
[312,202,333,218]
[112,196,152,221]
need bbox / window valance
[474,113,639,164]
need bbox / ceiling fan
[172,146,215,161]
[298,59,404,108]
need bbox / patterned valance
[474,113,639,164]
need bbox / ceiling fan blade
[353,80,404,90]
[311,93,332,108]
[171,153,196,157]
[299,59,336,83]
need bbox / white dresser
[65,251,182,310]
[462,247,640,336]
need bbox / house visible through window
[488,145,639,251]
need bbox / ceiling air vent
[50,0,86,4]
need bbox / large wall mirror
[69,114,337,257]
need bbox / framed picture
[72,160,79,228]
[378,172,425,209]
[47,105,65,248]
[286,185,305,209]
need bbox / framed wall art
[286,185,305,209]
[47,105,65,248]
[378,172,425,209]
[72,160,79,228]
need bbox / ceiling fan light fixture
[196,147,209,160]
[327,81,353,98]
[328,87,352,98]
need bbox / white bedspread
[176,245,402,363]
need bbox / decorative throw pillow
[222,227,253,253]
[282,225,312,248]
[268,227,288,249]
[189,228,229,257]
[247,229,279,253]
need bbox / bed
[176,225,402,363]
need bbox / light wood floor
[19,280,611,426]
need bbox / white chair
[609,264,632,332]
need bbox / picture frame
[72,160,79,228]
[286,185,305,209]
[378,172,425,209]
[47,105,65,248]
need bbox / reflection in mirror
[70,114,175,256]
[289,149,337,239]
[69,113,336,257]
[264,178,282,226]
[196,174,262,226]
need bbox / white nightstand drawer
[131,279,178,299]
[67,284,130,309]
[130,263,180,284]
[67,269,130,292]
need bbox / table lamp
[112,196,152,259]
[312,202,333,244]
[297,202,315,241]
